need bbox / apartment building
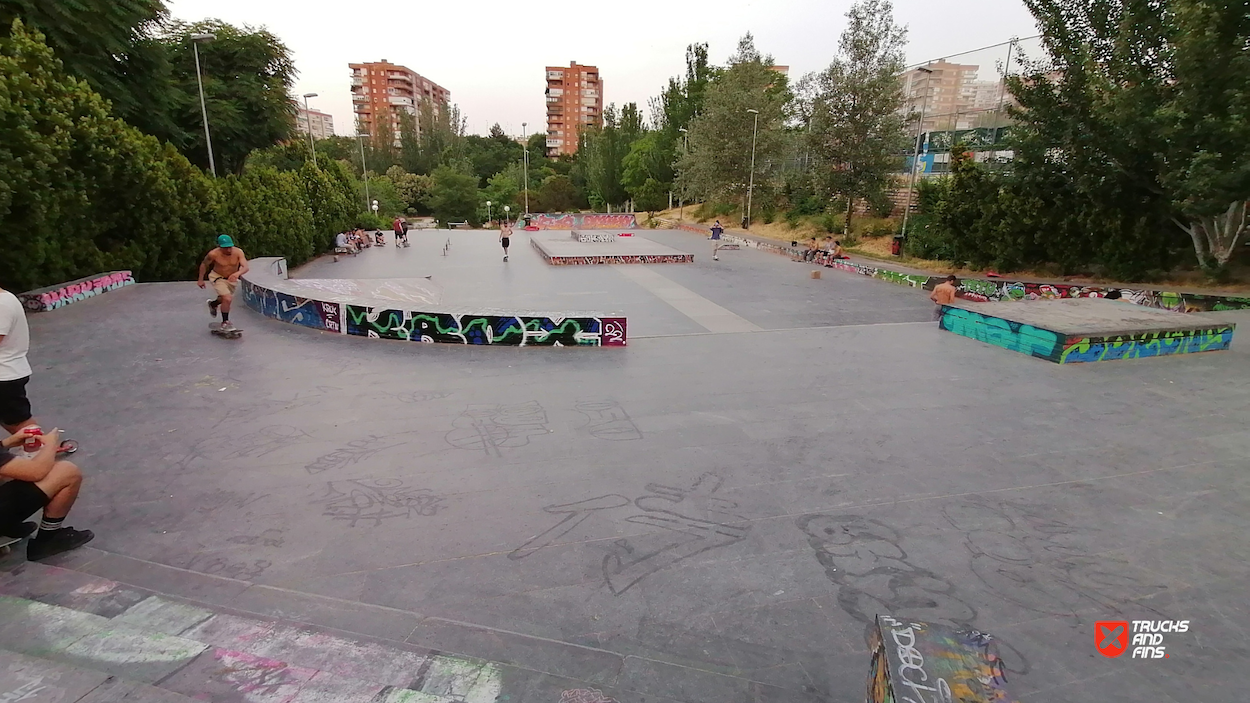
[902,60,981,132]
[295,106,335,140]
[350,60,450,143]
[545,62,603,157]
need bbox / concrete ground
[9,227,1250,702]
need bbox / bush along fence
[670,220,1250,314]
[18,271,135,312]
[240,257,627,347]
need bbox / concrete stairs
[0,561,505,702]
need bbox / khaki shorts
[208,272,237,298]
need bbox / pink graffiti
[529,214,577,229]
[29,271,134,311]
[601,318,627,347]
[580,214,636,229]
[527,214,638,230]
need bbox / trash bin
[891,235,904,256]
[741,216,749,230]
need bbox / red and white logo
[1095,621,1129,658]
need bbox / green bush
[820,212,842,233]
[784,209,803,228]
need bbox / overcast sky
[166,0,1039,137]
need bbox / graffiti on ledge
[528,213,638,230]
[939,306,1234,363]
[19,271,135,312]
[542,254,694,266]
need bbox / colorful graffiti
[867,615,1016,703]
[573,231,619,243]
[527,213,638,230]
[345,306,622,346]
[541,254,694,266]
[19,271,135,312]
[241,280,341,332]
[1059,328,1234,363]
[938,306,1065,362]
[240,257,626,347]
[939,306,1234,363]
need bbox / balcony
[547,88,563,97]
[351,77,363,86]
[546,96,560,104]
[547,71,564,80]
[387,72,413,83]
[546,139,562,148]
[389,96,414,106]
[352,94,368,102]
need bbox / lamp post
[504,205,511,226]
[677,127,689,221]
[302,93,319,169]
[190,33,217,177]
[900,66,934,243]
[356,133,370,212]
[486,200,492,225]
[521,122,530,215]
[745,109,760,229]
[371,200,379,219]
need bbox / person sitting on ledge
[0,427,93,561]
[802,238,820,262]
[830,240,848,260]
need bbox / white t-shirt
[335,232,348,248]
[0,290,32,381]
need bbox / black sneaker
[27,527,94,561]
[207,299,220,318]
[0,522,36,539]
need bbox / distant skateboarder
[710,220,725,261]
[500,222,512,262]
[198,235,249,332]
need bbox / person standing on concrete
[500,222,513,262]
[710,221,725,261]
[930,275,960,320]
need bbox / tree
[806,0,909,233]
[581,103,644,208]
[463,124,525,187]
[385,166,432,213]
[1013,0,1249,274]
[0,1,173,136]
[412,100,466,174]
[632,178,669,214]
[534,175,579,212]
[676,34,791,207]
[427,165,479,226]
[481,164,522,219]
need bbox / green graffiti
[1060,327,1235,363]
[938,307,1064,361]
[875,269,930,288]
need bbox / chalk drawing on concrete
[312,479,445,527]
[446,401,551,456]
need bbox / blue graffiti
[938,306,1064,361]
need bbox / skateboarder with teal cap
[198,235,249,333]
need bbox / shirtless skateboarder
[197,235,250,331]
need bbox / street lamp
[371,200,379,218]
[190,33,217,177]
[745,109,760,229]
[302,93,319,169]
[504,205,511,226]
[486,200,492,225]
[521,122,530,216]
[900,66,934,244]
[356,133,370,212]
[676,127,691,222]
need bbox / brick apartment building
[544,62,603,157]
[350,60,450,143]
[295,106,335,140]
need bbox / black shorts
[0,480,50,525]
[501,238,510,248]
[0,376,32,427]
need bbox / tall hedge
[0,20,358,291]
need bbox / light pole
[356,133,370,212]
[302,93,319,169]
[521,122,530,215]
[745,109,760,229]
[190,33,217,177]
[677,127,689,222]
[504,205,511,226]
[372,200,379,220]
[900,66,934,242]
[486,200,492,225]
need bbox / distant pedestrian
[930,275,960,320]
[500,222,512,262]
[710,220,724,261]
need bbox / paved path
[4,229,1249,702]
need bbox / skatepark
[3,224,1249,702]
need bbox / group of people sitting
[798,236,848,264]
[334,228,380,257]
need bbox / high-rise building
[295,106,335,140]
[350,60,450,143]
[902,60,980,132]
[545,62,602,157]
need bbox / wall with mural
[19,271,135,312]
[240,257,626,347]
[938,305,1235,364]
[868,616,1015,703]
[527,213,638,230]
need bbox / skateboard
[0,535,18,557]
[210,323,242,339]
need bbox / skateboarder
[710,220,725,261]
[500,222,512,262]
[0,426,93,561]
[930,275,960,320]
[197,235,249,332]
